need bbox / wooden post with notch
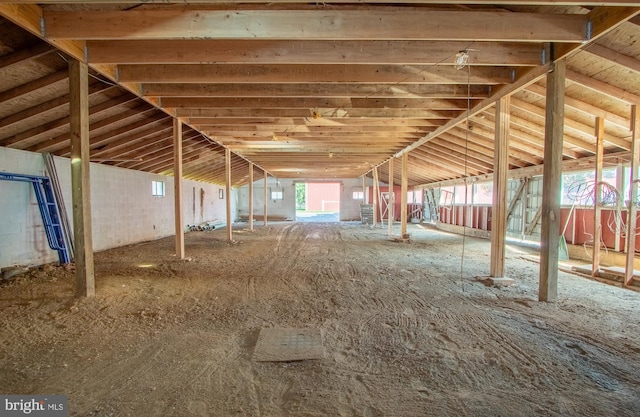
[248,163,254,231]
[539,59,565,302]
[625,105,640,287]
[388,158,394,235]
[401,152,408,238]
[225,148,232,242]
[592,117,604,276]
[490,96,510,278]
[173,118,185,259]
[69,58,95,297]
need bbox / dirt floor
[1,222,639,417]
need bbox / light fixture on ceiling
[454,50,469,70]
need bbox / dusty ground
[1,222,639,417]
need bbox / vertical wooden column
[372,167,379,227]
[614,163,625,252]
[248,163,254,231]
[388,158,394,235]
[592,117,605,276]
[263,171,268,226]
[539,59,566,302]
[173,118,185,259]
[362,175,366,203]
[401,153,408,237]
[69,59,95,297]
[625,105,639,287]
[490,96,510,278]
[225,148,232,241]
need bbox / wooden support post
[173,118,185,259]
[625,105,640,287]
[69,59,94,297]
[490,96,510,278]
[372,166,379,227]
[362,175,366,203]
[592,117,605,276]
[264,170,268,226]
[248,163,254,231]
[225,148,232,242]
[615,163,624,252]
[388,158,394,235]
[401,152,408,237]
[539,59,565,302]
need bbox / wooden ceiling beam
[44,9,587,42]
[510,97,630,150]
[193,125,429,133]
[0,42,53,70]
[185,117,439,128]
[0,83,112,131]
[160,97,476,110]
[566,69,640,104]
[174,108,459,119]
[88,39,541,66]
[143,83,491,99]
[2,93,139,148]
[525,83,630,130]
[118,64,512,85]
[0,70,67,104]
[584,43,640,74]
[90,127,174,160]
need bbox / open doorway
[296,182,341,222]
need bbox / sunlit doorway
[295,182,341,222]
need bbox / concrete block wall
[0,147,233,268]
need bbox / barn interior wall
[0,147,231,269]
[236,177,369,221]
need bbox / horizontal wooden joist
[175,108,460,119]
[87,40,542,66]
[143,83,491,99]
[160,97,476,110]
[43,9,587,42]
[118,64,512,85]
[183,117,440,127]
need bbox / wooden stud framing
[225,148,232,242]
[625,105,640,287]
[69,58,95,297]
[173,118,185,259]
[388,158,394,235]
[249,163,254,231]
[539,59,566,303]
[592,117,605,276]
[490,96,510,278]
[401,152,408,237]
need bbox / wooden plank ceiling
[0,1,639,187]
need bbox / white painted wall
[236,177,372,221]
[0,147,233,268]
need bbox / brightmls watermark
[0,396,67,416]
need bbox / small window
[352,191,364,200]
[152,180,165,197]
[271,190,284,200]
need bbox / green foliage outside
[296,183,306,210]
